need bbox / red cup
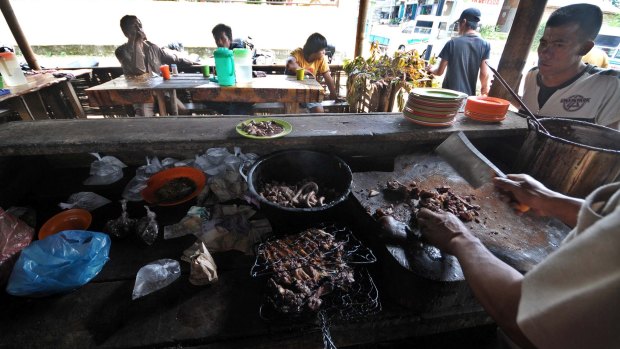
[160,65,171,80]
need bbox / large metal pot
[513,118,620,198]
[247,150,353,231]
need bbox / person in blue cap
[426,8,490,96]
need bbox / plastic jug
[214,47,235,86]
[233,48,252,83]
[0,52,27,87]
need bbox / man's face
[308,49,326,63]
[214,32,231,49]
[537,23,588,77]
[125,18,146,41]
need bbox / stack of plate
[464,96,510,122]
[403,88,468,127]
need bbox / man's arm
[479,59,490,95]
[417,209,536,349]
[285,56,299,75]
[493,174,583,228]
[426,59,448,77]
[322,71,338,100]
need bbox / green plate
[410,87,468,100]
[236,117,292,139]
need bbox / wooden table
[0,71,87,120]
[85,74,325,115]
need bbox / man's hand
[493,174,554,216]
[417,208,473,255]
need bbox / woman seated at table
[115,15,198,116]
[286,33,339,113]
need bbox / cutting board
[351,152,570,281]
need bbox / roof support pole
[488,0,547,102]
[355,0,370,57]
[0,0,40,70]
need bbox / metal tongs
[485,62,549,135]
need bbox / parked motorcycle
[243,37,275,65]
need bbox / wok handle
[485,62,548,135]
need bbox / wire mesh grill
[252,223,381,349]
[250,223,377,278]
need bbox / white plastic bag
[83,153,127,185]
[132,259,180,300]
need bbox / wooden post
[355,0,370,57]
[488,0,547,102]
[0,0,40,70]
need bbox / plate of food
[141,167,206,206]
[39,208,92,240]
[236,118,292,139]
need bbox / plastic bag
[0,208,35,286]
[122,156,164,201]
[6,230,111,297]
[83,153,127,185]
[196,147,258,204]
[59,192,111,211]
[135,206,158,245]
[104,199,136,239]
[132,259,180,300]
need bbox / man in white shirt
[522,4,620,129]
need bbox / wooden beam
[488,0,547,102]
[0,0,40,70]
[355,0,370,57]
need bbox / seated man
[522,4,620,129]
[286,33,339,113]
[211,23,246,50]
[418,173,619,349]
[208,23,256,115]
[115,15,197,116]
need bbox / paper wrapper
[188,242,218,286]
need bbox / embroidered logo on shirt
[561,95,590,112]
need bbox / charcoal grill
[251,223,380,349]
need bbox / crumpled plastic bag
[193,204,272,255]
[132,259,180,300]
[0,208,35,286]
[163,206,210,240]
[135,206,158,245]
[59,192,111,211]
[188,242,218,286]
[83,153,127,185]
[194,147,258,204]
[6,230,111,297]
[122,156,165,202]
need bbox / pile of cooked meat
[260,228,355,314]
[240,120,284,137]
[154,176,196,203]
[377,179,481,222]
[258,180,332,208]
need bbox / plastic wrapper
[164,206,209,240]
[5,230,110,297]
[188,242,218,286]
[194,204,271,255]
[104,200,136,239]
[59,192,111,211]
[0,208,35,286]
[132,259,180,300]
[83,153,127,185]
[136,206,159,245]
[194,147,258,204]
